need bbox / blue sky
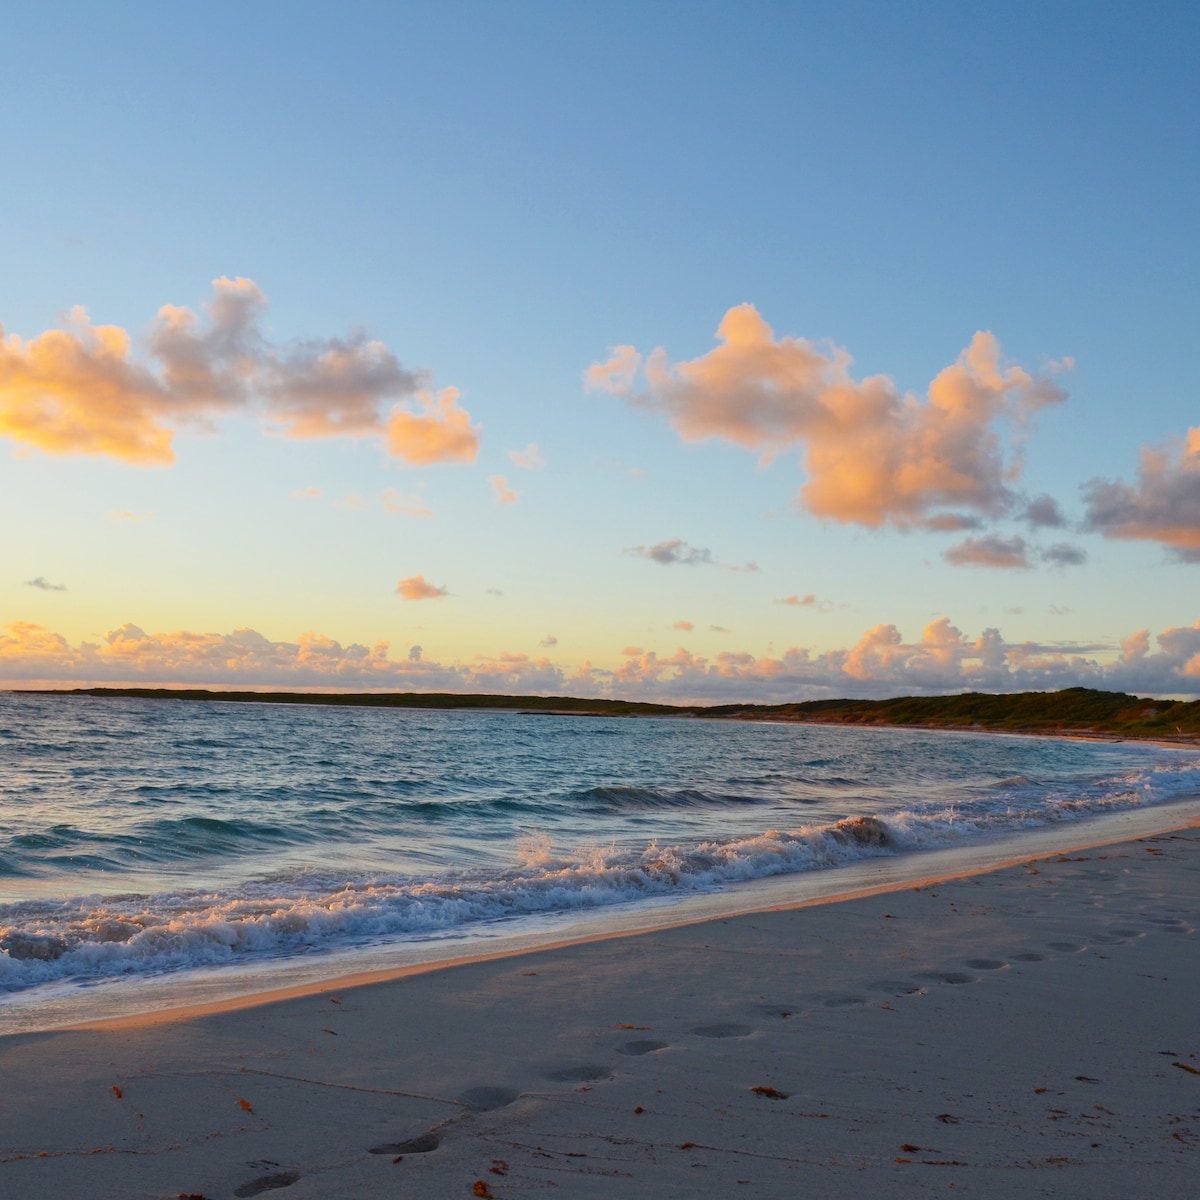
[2,2,1198,700]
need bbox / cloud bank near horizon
[4,616,1200,702]
[0,278,480,466]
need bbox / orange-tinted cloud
[1,279,477,466]
[1083,427,1200,560]
[944,534,1030,569]
[386,387,480,465]
[775,593,826,609]
[588,305,1068,530]
[395,575,448,600]
[672,620,694,631]
[4,617,1200,699]
[488,474,519,505]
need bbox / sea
[2,691,1199,1028]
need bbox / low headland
[20,683,1200,741]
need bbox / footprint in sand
[1107,928,1144,939]
[458,1086,521,1112]
[544,1065,612,1083]
[1145,917,1188,932]
[1012,952,1045,962]
[617,1039,669,1056]
[964,958,1007,971]
[233,1171,301,1197]
[369,1129,444,1155]
[914,971,978,986]
[690,1023,753,1038]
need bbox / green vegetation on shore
[15,685,1200,740]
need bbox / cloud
[395,575,448,600]
[25,576,66,591]
[293,487,323,499]
[1023,493,1066,528]
[774,593,828,609]
[709,625,730,633]
[509,442,545,471]
[1082,427,1200,561]
[386,387,480,466]
[334,493,366,510]
[486,588,504,596]
[0,278,478,466]
[488,474,519,505]
[539,635,558,648]
[381,487,433,518]
[6,615,1200,701]
[588,305,1068,530]
[625,539,713,566]
[944,534,1030,569]
[672,620,694,631]
[1040,542,1087,568]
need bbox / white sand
[1,810,1198,1199]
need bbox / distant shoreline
[14,684,1200,743]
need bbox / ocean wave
[2,764,1192,994]
[570,785,769,813]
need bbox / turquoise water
[2,692,1197,997]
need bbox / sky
[2,1,1199,703]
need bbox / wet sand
[1,814,1197,1198]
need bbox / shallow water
[2,692,1197,1003]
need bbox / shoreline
[13,684,1200,745]
[2,811,1197,1197]
[7,794,1199,1037]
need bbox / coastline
[2,796,1199,1038]
[15,684,1200,744]
[2,808,1197,1198]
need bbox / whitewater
[2,691,1199,1022]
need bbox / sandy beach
[2,813,1198,1200]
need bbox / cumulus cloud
[5,616,1200,701]
[588,304,1068,530]
[625,539,714,566]
[539,635,558,648]
[509,442,545,471]
[1082,428,1200,561]
[0,278,479,466]
[293,487,323,499]
[488,474,519,505]
[944,534,1030,569]
[395,574,448,600]
[601,616,1200,702]
[672,620,694,631]
[25,576,66,591]
[1023,493,1066,528]
[385,387,480,466]
[1041,542,1087,568]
